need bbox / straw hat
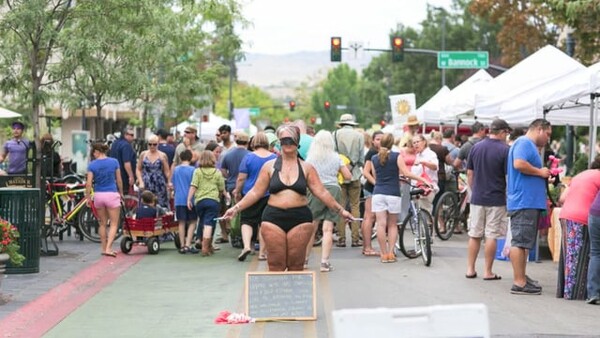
[404,115,420,126]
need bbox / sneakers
[320,262,334,272]
[510,281,542,295]
[586,296,600,305]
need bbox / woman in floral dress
[136,135,171,208]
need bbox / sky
[238,0,454,55]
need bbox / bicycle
[432,170,470,240]
[44,181,138,243]
[78,194,139,243]
[43,181,87,241]
[397,180,433,267]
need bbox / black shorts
[261,205,313,233]
[509,209,540,250]
[240,196,269,231]
[175,205,197,222]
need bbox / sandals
[179,246,190,254]
[101,251,117,258]
[215,238,229,244]
[258,254,267,261]
[238,249,251,262]
[362,249,380,256]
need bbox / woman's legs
[286,222,314,271]
[375,211,389,256]
[238,223,254,261]
[241,223,254,251]
[321,220,334,263]
[304,220,319,263]
[385,213,399,257]
[105,206,121,254]
[96,207,108,253]
[361,196,378,255]
[258,228,267,259]
[261,222,287,271]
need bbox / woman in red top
[558,156,600,300]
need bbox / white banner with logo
[389,93,416,127]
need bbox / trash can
[0,188,41,274]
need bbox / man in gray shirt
[453,122,486,171]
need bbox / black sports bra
[268,157,307,196]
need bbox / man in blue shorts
[507,119,551,295]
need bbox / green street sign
[437,51,489,69]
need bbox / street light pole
[441,12,446,87]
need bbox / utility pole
[441,12,446,87]
[228,60,234,121]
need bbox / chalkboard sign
[245,271,316,321]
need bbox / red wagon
[120,214,181,254]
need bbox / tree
[0,0,76,185]
[546,0,600,64]
[468,0,557,66]
[213,81,277,125]
[357,0,503,128]
[310,64,360,130]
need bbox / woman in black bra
[223,125,353,271]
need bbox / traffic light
[310,116,316,124]
[289,100,296,112]
[324,100,331,112]
[330,37,342,62]
[380,120,387,127]
[391,36,404,62]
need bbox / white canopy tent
[0,107,22,118]
[416,85,450,125]
[172,112,257,142]
[440,69,494,125]
[474,45,587,125]
[516,61,600,125]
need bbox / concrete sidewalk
[0,235,101,320]
[1,234,599,337]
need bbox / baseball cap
[490,119,512,132]
[235,132,249,144]
[11,121,25,130]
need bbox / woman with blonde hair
[136,134,170,208]
[187,150,226,256]
[411,134,439,214]
[372,133,430,263]
[305,130,351,272]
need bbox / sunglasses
[148,143,158,146]
[279,137,297,146]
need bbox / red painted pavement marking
[0,249,145,337]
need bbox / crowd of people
[1,113,598,305]
[84,116,599,304]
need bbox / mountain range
[237,51,377,99]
